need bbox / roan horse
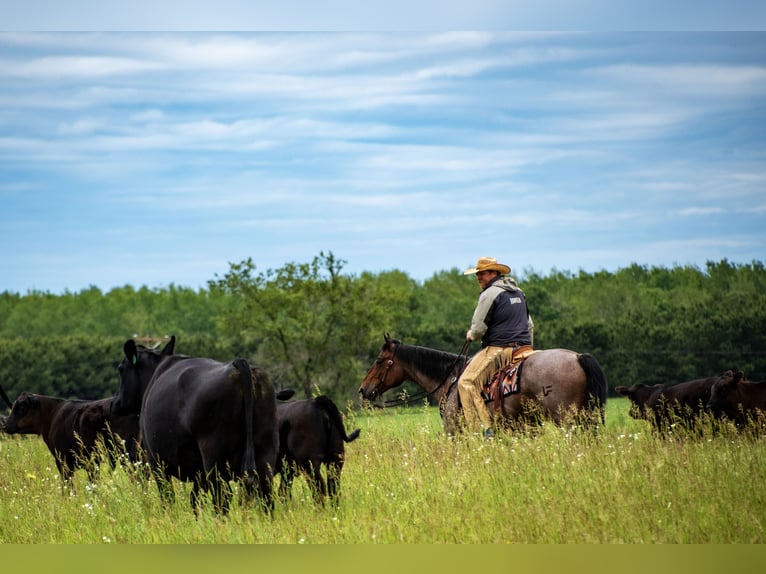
[359,334,608,435]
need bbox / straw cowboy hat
[463,256,511,276]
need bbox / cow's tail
[577,353,608,425]
[314,395,361,442]
[233,359,258,476]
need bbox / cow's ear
[614,386,628,396]
[163,335,176,356]
[124,339,138,366]
[733,371,746,386]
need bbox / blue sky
[2,6,765,294]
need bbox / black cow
[707,370,765,427]
[2,393,139,483]
[275,395,360,503]
[76,397,141,466]
[615,383,663,421]
[653,372,735,432]
[617,372,730,432]
[111,336,278,514]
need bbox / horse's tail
[577,353,608,424]
[314,395,361,443]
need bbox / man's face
[476,270,497,289]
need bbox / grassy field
[0,398,764,543]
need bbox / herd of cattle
[616,368,766,432]
[1,335,765,515]
[0,336,360,514]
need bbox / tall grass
[0,398,763,543]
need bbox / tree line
[1,254,764,407]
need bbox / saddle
[481,346,536,412]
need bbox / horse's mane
[393,340,464,382]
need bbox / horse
[358,334,607,435]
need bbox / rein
[380,339,471,408]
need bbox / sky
[2,3,766,294]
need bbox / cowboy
[458,256,534,436]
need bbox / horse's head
[358,333,407,401]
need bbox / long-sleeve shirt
[468,276,533,348]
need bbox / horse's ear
[384,332,391,344]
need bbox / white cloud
[677,207,726,216]
[2,55,164,78]
[1,31,764,293]
[591,64,766,98]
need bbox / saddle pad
[482,362,521,403]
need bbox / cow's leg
[82,448,101,484]
[326,460,343,502]
[189,479,203,516]
[193,467,232,515]
[210,472,233,515]
[56,459,74,494]
[278,459,294,499]
[255,460,274,512]
[304,460,327,503]
[152,464,176,507]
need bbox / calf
[651,374,721,431]
[276,395,360,503]
[3,393,140,483]
[76,397,141,466]
[707,370,765,427]
[617,371,732,432]
[615,383,663,421]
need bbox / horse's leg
[500,394,544,433]
[441,388,461,436]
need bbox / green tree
[208,252,416,402]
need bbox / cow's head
[111,335,176,415]
[614,383,663,420]
[3,392,41,435]
[706,370,745,416]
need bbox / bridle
[375,342,399,390]
[376,339,471,408]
